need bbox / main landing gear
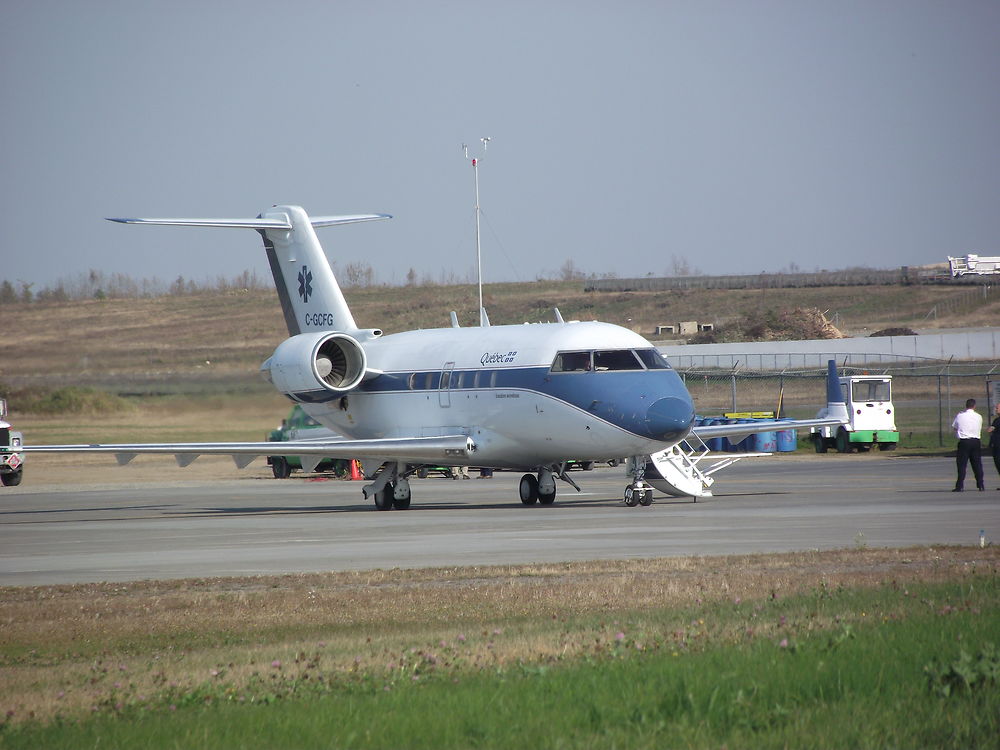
[363,463,412,511]
[519,470,556,505]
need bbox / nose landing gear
[624,456,654,507]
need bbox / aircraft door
[439,362,454,408]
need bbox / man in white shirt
[951,399,984,492]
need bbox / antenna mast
[463,137,491,326]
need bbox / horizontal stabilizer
[106,214,391,230]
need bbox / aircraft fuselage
[292,320,696,470]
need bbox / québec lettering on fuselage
[9,205,842,509]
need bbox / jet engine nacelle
[262,331,368,400]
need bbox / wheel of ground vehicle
[836,427,853,454]
[878,442,897,451]
[271,456,292,479]
[374,483,394,511]
[416,467,428,479]
[519,474,539,505]
[813,434,828,454]
[1,469,22,487]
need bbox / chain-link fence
[678,362,1000,448]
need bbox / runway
[1,455,998,585]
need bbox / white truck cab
[812,368,899,453]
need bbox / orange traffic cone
[349,460,362,480]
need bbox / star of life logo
[297,265,313,302]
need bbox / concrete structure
[660,328,1000,370]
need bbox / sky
[2,0,999,290]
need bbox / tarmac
[1,455,998,586]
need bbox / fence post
[937,374,943,447]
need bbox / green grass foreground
[3,577,998,750]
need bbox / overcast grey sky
[2,0,998,289]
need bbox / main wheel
[374,483,394,511]
[836,427,853,454]
[392,483,412,510]
[1,469,22,487]
[538,486,556,505]
[639,489,653,506]
[271,457,292,479]
[519,474,539,505]
[624,486,639,507]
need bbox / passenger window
[635,348,671,369]
[472,371,481,388]
[425,372,438,389]
[593,350,643,371]
[489,370,498,387]
[551,351,592,372]
[441,371,451,389]
[454,371,465,389]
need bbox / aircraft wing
[692,417,844,442]
[9,435,475,469]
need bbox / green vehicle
[266,405,348,478]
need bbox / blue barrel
[721,418,738,452]
[736,418,754,452]
[708,419,725,452]
[776,420,797,452]
[754,423,778,452]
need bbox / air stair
[644,432,770,498]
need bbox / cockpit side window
[551,351,592,372]
[635,348,671,369]
[593,349,643,371]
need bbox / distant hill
[3,279,997,391]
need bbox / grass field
[1,547,996,748]
[3,280,999,391]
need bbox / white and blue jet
[9,205,843,508]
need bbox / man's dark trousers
[955,438,984,490]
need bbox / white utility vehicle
[811,362,898,453]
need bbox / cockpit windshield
[635,348,671,369]
[594,350,643,371]
[550,348,673,373]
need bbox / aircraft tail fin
[825,359,850,423]
[108,207,391,336]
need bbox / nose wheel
[624,456,654,507]
[624,484,653,507]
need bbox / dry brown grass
[2,546,996,724]
[3,282,996,390]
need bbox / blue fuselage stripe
[311,365,695,441]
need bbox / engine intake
[263,331,367,400]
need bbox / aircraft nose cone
[645,397,695,442]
